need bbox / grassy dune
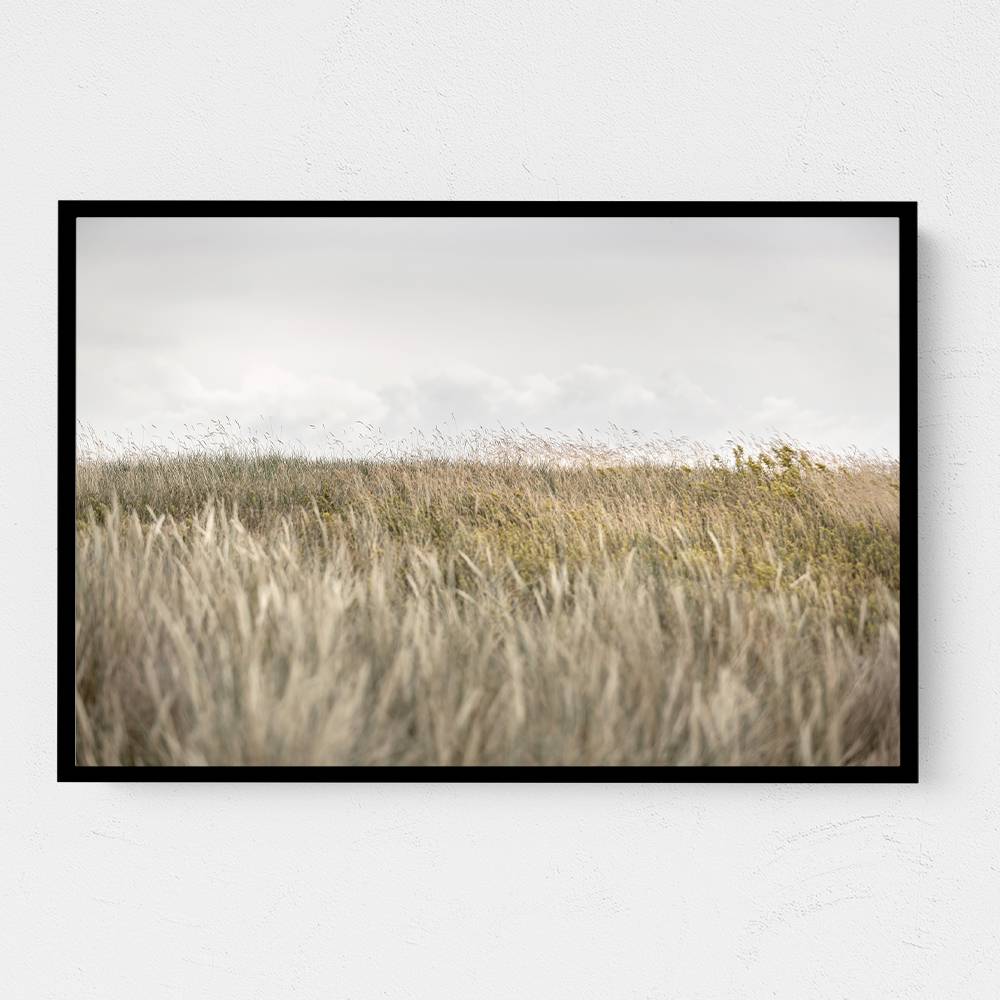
[75,441,900,766]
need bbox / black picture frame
[58,200,917,782]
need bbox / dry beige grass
[75,436,900,766]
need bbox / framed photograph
[59,202,916,780]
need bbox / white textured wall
[3,3,996,996]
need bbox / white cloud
[82,357,895,457]
[374,364,720,440]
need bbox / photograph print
[60,202,915,779]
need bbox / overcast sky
[77,216,899,456]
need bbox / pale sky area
[77,216,899,457]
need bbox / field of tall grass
[75,432,900,767]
